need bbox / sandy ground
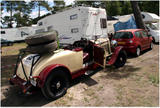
[1,43,159,107]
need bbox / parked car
[9,32,127,100]
[112,29,153,56]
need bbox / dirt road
[1,43,159,106]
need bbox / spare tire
[26,41,58,54]
[25,31,57,46]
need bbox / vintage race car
[10,37,127,100]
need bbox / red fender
[37,64,71,87]
[107,46,123,65]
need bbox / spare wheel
[25,31,57,46]
[26,41,58,54]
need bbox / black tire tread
[26,41,58,54]
[25,31,57,46]
[41,70,69,100]
[114,50,127,68]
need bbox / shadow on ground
[1,59,141,106]
[103,65,141,80]
[1,55,18,87]
[1,67,101,106]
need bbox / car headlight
[111,40,118,48]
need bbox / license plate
[118,42,125,44]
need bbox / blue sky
[28,0,75,18]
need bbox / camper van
[36,6,108,45]
[141,12,159,43]
[1,26,37,42]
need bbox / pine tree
[1,1,17,28]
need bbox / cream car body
[17,49,83,81]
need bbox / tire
[41,70,69,100]
[26,41,58,54]
[135,47,141,57]
[114,50,127,68]
[149,42,153,50]
[25,31,57,46]
[152,37,156,44]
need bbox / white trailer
[1,26,37,42]
[36,6,108,44]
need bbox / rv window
[47,26,53,31]
[70,14,78,20]
[100,19,107,28]
[38,22,43,26]
[1,31,5,34]
[35,29,45,34]
[71,28,79,33]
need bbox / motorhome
[36,6,108,44]
[142,12,160,43]
[1,26,37,42]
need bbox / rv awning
[141,12,160,22]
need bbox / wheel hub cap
[56,81,61,89]
[137,48,140,55]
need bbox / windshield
[113,32,133,39]
[146,23,158,30]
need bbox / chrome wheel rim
[136,48,140,56]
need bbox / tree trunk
[131,1,145,29]
[9,2,13,28]
[38,2,40,17]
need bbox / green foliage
[1,1,33,27]
[74,1,100,7]
[148,74,159,85]
[52,1,65,14]
[105,1,121,16]
[13,1,33,27]
[1,0,159,28]
[120,1,132,15]
[1,1,18,27]
[139,1,159,15]
[74,1,159,16]
[13,13,32,27]
[31,1,51,17]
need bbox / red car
[112,29,153,56]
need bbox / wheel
[114,50,127,68]
[135,47,141,57]
[26,41,58,54]
[41,70,69,100]
[25,31,57,46]
[149,42,153,50]
[152,37,156,44]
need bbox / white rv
[141,12,160,43]
[1,26,37,42]
[36,6,108,44]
